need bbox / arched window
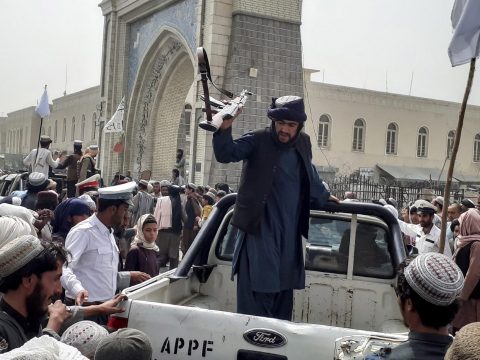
[447,130,455,159]
[184,104,192,136]
[62,118,67,142]
[92,113,97,140]
[54,120,58,142]
[352,118,365,152]
[474,134,480,162]
[417,126,429,158]
[81,115,86,140]
[385,122,398,155]
[71,117,76,141]
[318,114,330,148]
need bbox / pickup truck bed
[112,195,408,359]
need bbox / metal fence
[328,175,465,208]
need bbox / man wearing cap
[23,135,60,177]
[461,198,476,212]
[181,183,202,255]
[365,253,464,359]
[77,145,99,183]
[61,182,150,324]
[56,140,83,198]
[131,180,154,226]
[398,199,452,257]
[212,95,336,320]
[20,172,56,210]
[0,236,72,353]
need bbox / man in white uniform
[23,135,59,177]
[61,182,150,324]
[398,200,452,257]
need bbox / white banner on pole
[104,97,125,133]
[448,0,480,67]
[35,86,50,118]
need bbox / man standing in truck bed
[212,95,336,320]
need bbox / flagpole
[33,85,48,170]
[439,58,476,253]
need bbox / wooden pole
[439,58,476,254]
[32,117,44,171]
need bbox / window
[318,114,330,148]
[447,130,455,159]
[385,123,398,155]
[417,126,428,157]
[48,126,51,138]
[54,120,58,142]
[352,118,365,152]
[92,113,97,140]
[184,104,192,136]
[81,115,86,140]
[62,118,67,142]
[306,216,393,278]
[474,134,480,162]
[71,117,76,141]
[216,211,394,279]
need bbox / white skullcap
[61,321,108,359]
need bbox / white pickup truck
[109,194,410,360]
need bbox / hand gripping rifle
[197,47,252,132]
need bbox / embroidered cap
[405,253,464,306]
[0,235,44,279]
[61,320,109,359]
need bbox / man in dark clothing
[56,140,83,198]
[0,236,72,353]
[212,95,335,320]
[21,172,55,210]
[182,183,201,255]
[365,253,464,359]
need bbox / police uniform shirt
[61,214,127,302]
[398,220,452,257]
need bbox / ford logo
[243,329,287,348]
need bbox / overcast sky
[0,0,478,116]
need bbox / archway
[123,28,195,180]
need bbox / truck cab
[110,194,408,359]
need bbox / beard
[26,281,49,322]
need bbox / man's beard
[26,282,49,322]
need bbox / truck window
[216,212,239,261]
[306,217,394,279]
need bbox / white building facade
[304,70,480,185]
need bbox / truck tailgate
[126,300,404,360]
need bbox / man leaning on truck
[212,95,337,320]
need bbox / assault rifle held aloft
[197,47,252,132]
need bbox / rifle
[197,47,252,132]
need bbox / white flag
[448,0,480,66]
[35,86,50,118]
[104,97,125,133]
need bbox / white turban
[78,194,96,211]
[1,335,88,359]
[0,216,36,245]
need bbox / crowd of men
[0,136,229,358]
[0,95,479,359]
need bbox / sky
[0,0,478,116]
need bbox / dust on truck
[108,194,409,359]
